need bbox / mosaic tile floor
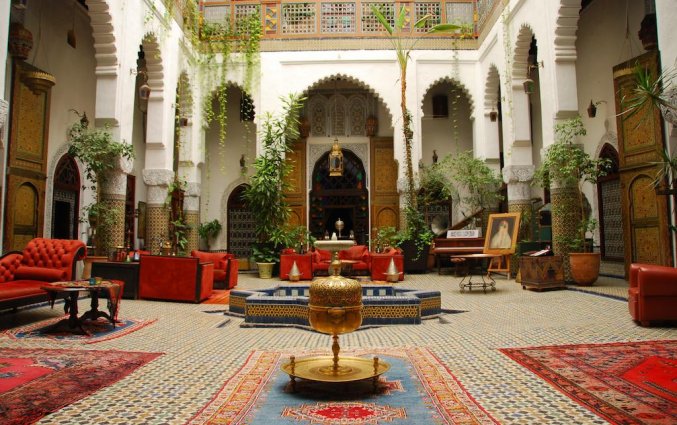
[1,273,674,425]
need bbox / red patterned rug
[3,316,156,344]
[188,347,498,424]
[0,347,161,425]
[501,340,677,425]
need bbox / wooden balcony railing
[199,0,483,41]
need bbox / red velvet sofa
[311,245,370,276]
[370,248,405,281]
[139,255,214,303]
[628,263,677,326]
[0,238,86,311]
[280,252,313,280]
[190,251,238,289]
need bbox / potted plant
[242,93,304,278]
[197,219,222,251]
[371,6,452,272]
[251,245,278,279]
[67,112,135,257]
[533,116,611,285]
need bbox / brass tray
[281,355,390,383]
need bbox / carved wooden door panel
[3,63,52,251]
[284,139,307,227]
[370,138,399,232]
[613,50,672,270]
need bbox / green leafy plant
[197,219,222,250]
[270,225,315,253]
[621,64,676,125]
[437,151,503,228]
[251,245,278,264]
[533,116,611,252]
[67,113,135,255]
[242,94,304,243]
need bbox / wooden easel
[487,254,511,279]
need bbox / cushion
[13,266,66,282]
[339,245,368,261]
[0,281,49,300]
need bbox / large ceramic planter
[400,240,430,274]
[568,252,601,286]
[256,262,275,279]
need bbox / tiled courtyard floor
[1,272,674,424]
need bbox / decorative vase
[257,262,275,279]
[289,261,301,282]
[568,252,601,286]
[8,22,33,60]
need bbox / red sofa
[190,250,238,289]
[0,238,86,311]
[139,255,214,303]
[311,245,370,276]
[280,252,313,280]
[370,248,405,281]
[628,263,677,326]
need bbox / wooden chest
[519,255,565,291]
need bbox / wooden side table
[91,261,140,299]
[519,255,565,291]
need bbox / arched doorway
[597,144,624,261]
[51,154,81,240]
[310,150,368,244]
[227,184,256,263]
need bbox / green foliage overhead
[437,151,503,214]
[242,94,305,242]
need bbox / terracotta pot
[568,252,601,286]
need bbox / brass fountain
[281,239,390,391]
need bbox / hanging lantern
[329,137,343,177]
[523,78,535,95]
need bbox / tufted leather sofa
[0,238,87,311]
[190,251,238,289]
[628,263,677,326]
[311,245,371,276]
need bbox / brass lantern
[329,137,343,177]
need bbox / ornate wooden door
[613,50,672,270]
[51,154,80,240]
[3,63,52,251]
[370,138,399,232]
[283,139,307,227]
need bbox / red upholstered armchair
[311,248,333,275]
[139,255,214,303]
[0,238,86,311]
[190,251,238,289]
[371,248,404,281]
[628,263,677,326]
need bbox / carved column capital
[142,169,174,187]
[502,165,535,184]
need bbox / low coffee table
[42,280,123,335]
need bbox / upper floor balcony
[198,0,503,51]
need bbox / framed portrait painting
[483,212,521,254]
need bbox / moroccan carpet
[202,289,230,305]
[3,316,156,344]
[500,340,677,425]
[0,347,161,425]
[188,347,498,424]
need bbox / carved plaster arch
[555,0,582,62]
[484,64,500,110]
[205,80,257,121]
[303,73,394,128]
[513,24,535,81]
[44,144,86,238]
[85,0,118,75]
[142,33,164,94]
[419,76,475,120]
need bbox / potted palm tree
[243,94,304,278]
[534,116,610,285]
